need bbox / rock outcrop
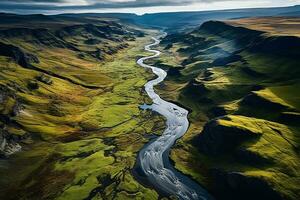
[0,128,22,158]
[0,86,24,158]
[0,41,39,68]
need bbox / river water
[135,34,214,200]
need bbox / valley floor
[0,13,300,200]
[0,20,166,199]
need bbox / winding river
[135,34,214,200]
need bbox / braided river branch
[134,34,214,200]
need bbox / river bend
[135,34,213,200]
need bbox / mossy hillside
[155,19,300,199]
[0,18,142,91]
[197,115,300,199]
[171,115,300,199]
[53,138,159,200]
[0,23,163,200]
[270,83,300,110]
[157,21,300,120]
[227,17,300,37]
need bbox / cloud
[0,0,199,8]
[0,0,202,13]
[0,0,64,3]
[0,0,299,14]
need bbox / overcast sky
[0,0,300,14]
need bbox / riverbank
[134,34,213,200]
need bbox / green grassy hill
[1,12,300,200]
[0,14,163,199]
[155,18,300,200]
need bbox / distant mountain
[55,5,300,32]
[1,5,300,32]
[134,5,300,32]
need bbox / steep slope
[227,17,300,37]
[0,14,163,199]
[154,17,300,200]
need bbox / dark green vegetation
[0,14,165,199]
[1,10,300,200]
[153,17,300,200]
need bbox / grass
[0,24,163,199]
[254,88,294,109]
[154,19,300,200]
[269,83,300,110]
[54,139,115,200]
[227,17,300,37]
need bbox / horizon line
[0,4,299,16]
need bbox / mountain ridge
[154,17,300,200]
